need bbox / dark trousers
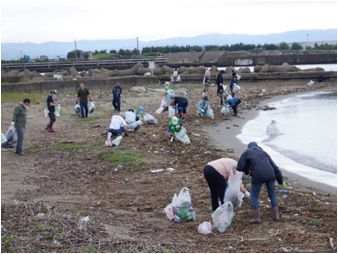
[47,111,56,130]
[203,165,227,211]
[108,126,124,137]
[80,102,88,118]
[231,99,241,115]
[112,97,121,111]
[15,125,25,154]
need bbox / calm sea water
[237,89,337,187]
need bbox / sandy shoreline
[205,88,337,195]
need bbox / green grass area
[92,53,119,59]
[1,91,45,103]
[50,141,102,151]
[74,115,110,124]
[96,148,146,170]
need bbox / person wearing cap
[197,96,211,118]
[134,106,144,121]
[236,141,285,224]
[166,116,184,142]
[169,96,189,119]
[108,112,129,137]
[45,89,59,132]
[203,158,250,212]
[76,83,92,118]
[224,97,241,117]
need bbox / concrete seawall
[1,76,159,93]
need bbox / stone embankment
[1,62,336,93]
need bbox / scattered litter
[279,189,288,194]
[78,216,90,230]
[192,133,201,137]
[198,221,212,235]
[150,169,164,173]
[166,168,175,172]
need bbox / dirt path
[1,80,337,253]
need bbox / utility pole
[136,37,139,56]
[75,39,77,62]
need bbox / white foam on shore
[237,90,337,188]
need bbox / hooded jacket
[236,142,283,184]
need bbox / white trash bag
[168,106,175,118]
[206,107,214,119]
[112,135,122,147]
[55,105,61,116]
[89,101,95,114]
[198,221,212,235]
[155,97,166,114]
[1,133,7,145]
[211,201,234,233]
[224,170,244,212]
[234,84,241,93]
[144,113,158,124]
[174,127,190,144]
[221,106,230,117]
[44,108,50,117]
[105,132,112,147]
[165,187,196,222]
[74,104,80,114]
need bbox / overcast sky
[1,0,337,44]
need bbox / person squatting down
[108,112,129,137]
[203,158,249,211]
[225,97,241,116]
[46,89,59,132]
[166,116,184,143]
[236,141,285,224]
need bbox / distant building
[80,51,93,60]
[40,55,48,60]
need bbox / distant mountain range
[1,29,336,60]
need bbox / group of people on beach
[8,73,286,225]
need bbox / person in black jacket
[236,141,285,224]
[216,70,225,105]
[112,81,122,111]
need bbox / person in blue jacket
[224,97,241,116]
[236,141,285,224]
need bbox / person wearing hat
[236,141,285,224]
[169,96,189,119]
[108,112,129,137]
[224,97,241,117]
[163,85,175,111]
[134,106,144,121]
[76,83,92,118]
[197,96,211,118]
[166,116,184,143]
[45,89,59,132]
[203,157,250,212]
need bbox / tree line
[65,41,336,59]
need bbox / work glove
[167,134,172,139]
[244,191,251,198]
[124,132,129,137]
[281,183,287,189]
[10,122,15,127]
[76,101,78,104]
[179,126,182,130]
[201,109,205,112]
[89,98,92,102]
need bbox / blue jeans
[15,125,25,154]
[80,102,88,118]
[108,126,124,137]
[250,180,278,210]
